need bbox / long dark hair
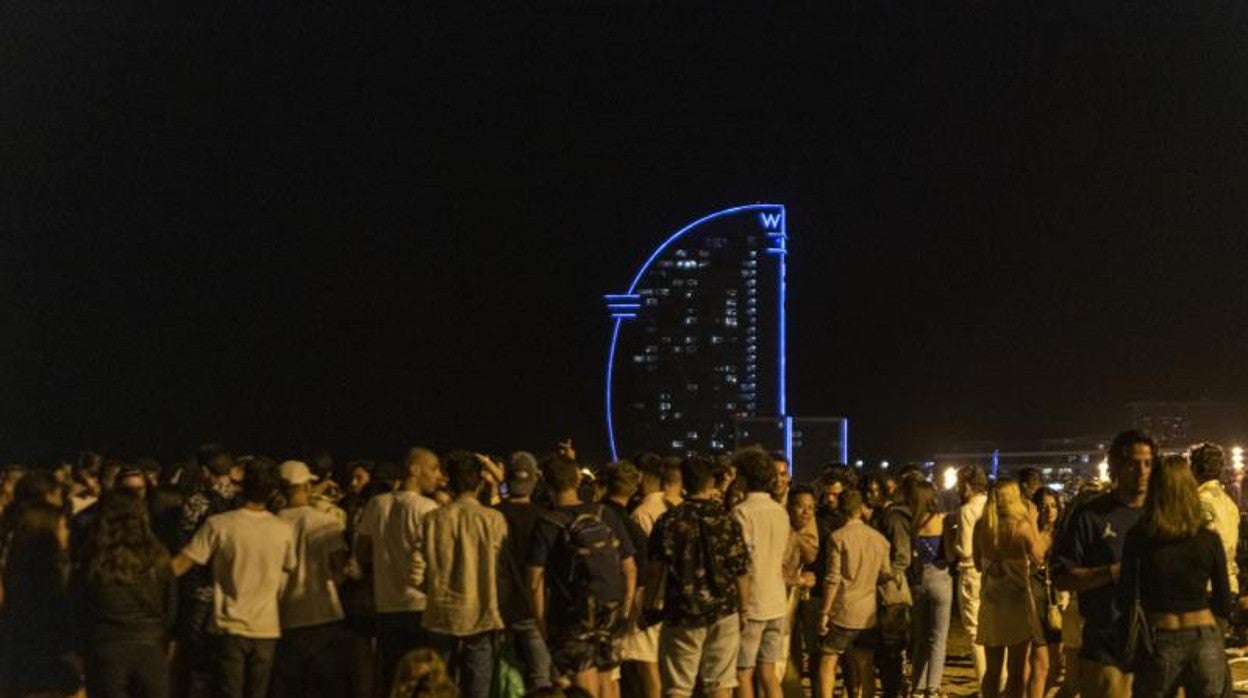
[1031,486,1064,533]
[902,477,938,527]
[1139,455,1203,541]
[83,491,169,586]
[4,502,69,601]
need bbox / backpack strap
[539,509,575,529]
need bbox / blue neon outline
[841,418,849,464]
[605,203,786,461]
[605,318,623,459]
[784,415,794,471]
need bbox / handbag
[1122,554,1155,670]
[1043,565,1063,632]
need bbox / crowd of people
[0,429,1241,698]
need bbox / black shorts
[819,625,878,655]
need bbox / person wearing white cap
[271,461,350,698]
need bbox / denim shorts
[1133,625,1226,698]
[738,617,785,668]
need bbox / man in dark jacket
[873,486,913,698]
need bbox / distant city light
[1097,458,1110,483]
[854,459,864,467]
[880,460,890,469]
[941,466,958,491]
[1233,446,1244,472]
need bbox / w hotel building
[604,204,789,460]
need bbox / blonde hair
[389,649,450,698]
[983,479,1029,547]
[1140,455,1202,540]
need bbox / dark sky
[5,3,1248,464]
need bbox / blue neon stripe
[775,211,787,418]
[605,318,622,461]
[784,415,794,472]
[841,419,849,464]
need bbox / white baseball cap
[279,460,318,485]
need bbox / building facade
[1126,401,1243,448]
[604,204,788,460]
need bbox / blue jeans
[910,565,953,693]
[1133,625,1226,698]
[511,619,552,689]
[429,631,499,698]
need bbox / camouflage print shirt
[648,497,751,628]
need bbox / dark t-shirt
[77,566,178,645]
[497,500,541,569]
[811,506,847,598]
[1052,493,1141,665]
[527,502,636,629]
[604,499,649,582]
[496,499,543,622]
[1119,527,1231,619]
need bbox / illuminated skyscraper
[604,204,789,460]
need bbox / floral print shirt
[648,497,750,628]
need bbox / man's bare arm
[171,553,196,577]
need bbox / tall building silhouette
[604,204,788,460]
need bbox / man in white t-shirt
[355,446,442,690]
[732,448,792,698]
[173,460,296,698]
[271,460,350,698]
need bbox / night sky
[5,3,1248,465]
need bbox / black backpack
[545,505,627,630]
